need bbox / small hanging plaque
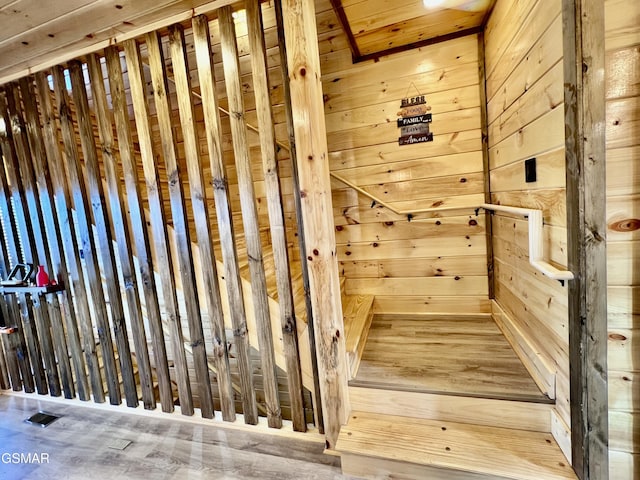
[397,113,432,127]
[399,133,434,145]
[397,92,433,146]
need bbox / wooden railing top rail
[330,171,574,283]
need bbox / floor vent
[25,411,59,428]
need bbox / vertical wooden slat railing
[168,24,236,422]
[35,71,105,403]
[18,76,90,402]
[219,5,282,429]
[86,54,156,410]
[145,31,215,419]
[191,14,259,425]
[0,4,319,433]
[68,61,138,408]
[5,85,69,398]
[52,65,122,405]
[124,38,194,415]
[104,46,174,412]
[0,92,44,395]
[246,0,306,433]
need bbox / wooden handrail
[330,171,469,216]
[331,171,574,283]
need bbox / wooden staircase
[334,313,578,480]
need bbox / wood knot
[609,333,626,341]
[469,219,477,226]
[609,218,640,232]
[299,67,306,77]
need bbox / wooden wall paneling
[104,46,174,413]
[563,0,609,477]
[68,61,139,408]
[145,31,214,418]
[4,85,67,398]
[605,1,640,476]
[52,65,122,405]
[167,24,235,422]
[123,38,193,415]
[86,53,155,410]
[18,75,90,401]
[0,93,45,395]
[247,0,306,432]
[275,0,323,432]
[34,71,105,403]
[219,6,281,428]
[282,0,349,448]
[191,14,257,424]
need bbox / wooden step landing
[342,294,375,379]
[336,411,577,480]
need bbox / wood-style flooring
[352,314,549,402]
[0,395,346,480]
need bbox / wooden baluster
[274,0,323,432]
[0,217,23,391]
[35,71,104,403]
[219,5,282,428]
[19,75,90,401]
[52,65,122,405]
[246,0,306,432]
[123,38,194,416]
[280,0,350,449]
[192,14,258,424]
[87,53,155,409]
[0,91,43,395]
[168,24,235,421]
[104,46,174,413]
[68,60,138,408]
[5,83,66,398]
[145,30,214,419]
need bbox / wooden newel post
[562,0,608,478]
[280,0,350,448]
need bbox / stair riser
[341,453,509,480]
[348,386,552,433]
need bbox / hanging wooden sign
[397,104,430,117]
[397,113,432,127]
[401,95,426,106]
[399,133,434,145]
[397,93,433,146]
[400,123,430,136]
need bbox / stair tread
[336,411,576,480]
[343,294,374,354]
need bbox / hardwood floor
[0,395,346,479]
[352,315,549,402]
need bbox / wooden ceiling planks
[331,0,494,60]
[0,0,238,85]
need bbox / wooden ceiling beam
[328,0,360,61]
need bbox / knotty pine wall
[483,0,570,451]
[605,0,640,476]
[316,1,489,315]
